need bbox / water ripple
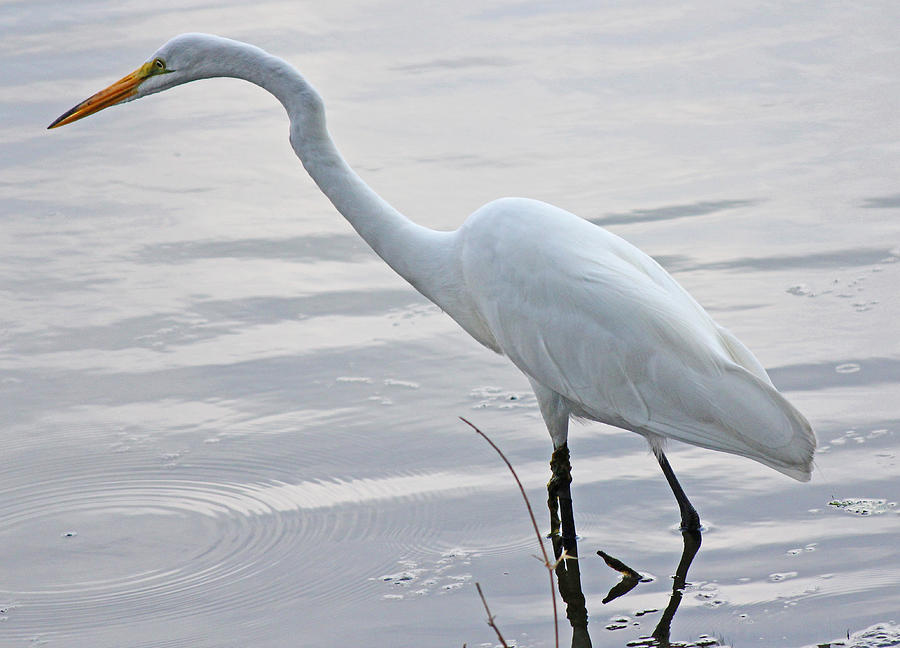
[0,454,461,639]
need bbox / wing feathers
[639,361,816,480]
[458,198,816,480]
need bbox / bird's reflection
[551,534,592,648]
[549,503,702,647]
[646,530,702,646]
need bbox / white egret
[49,34,816,532]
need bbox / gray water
[2,2,899,647]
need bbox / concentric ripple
[0,448,455,640]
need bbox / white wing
[457,198,815,480]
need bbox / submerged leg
[548,444,577,541]
[655,450,701,532]
[529,379,576,541]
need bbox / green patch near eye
[138,58,171,78]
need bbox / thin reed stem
[461,417,560,648]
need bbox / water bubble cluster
[809,621,900,648]
[375,548,476,600]
[469,386,536,410]
[828,498,897,516]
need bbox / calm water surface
[2,2,899,646]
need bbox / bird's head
[48,34,234,129]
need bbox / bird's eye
[153,58,166,71]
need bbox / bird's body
[49,34,816,529]
[453,197,813,480]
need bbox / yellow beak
[48,62,154,129]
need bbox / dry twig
[461,417,560,648]
[475,582,510,648]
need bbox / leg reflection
[551,533,592,648]
[544,447,702,647]
[547,455,591,648]
[650,529,702,645]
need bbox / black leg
[655,450,701,532]
[547,444,577,541]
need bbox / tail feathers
[642,363,816,481]
[715,324,774,386]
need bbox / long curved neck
[210,41,457,304]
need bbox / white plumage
[456,197,814,481]
[49,34,816,529]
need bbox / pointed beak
[48,63,152,129]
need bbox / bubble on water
[768,571,798,582]
[835,363,861,374]
[809,621,900,648]
[625,633,727,647]
[439,548,475,561]
[828,498,896,516]
[335,376,372,384]
[380,570,420,584]
[376,548,482,599]
[469,385,536,410]
[605,615,630,631]
[786,284,813,296]
[383,379,420,389]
